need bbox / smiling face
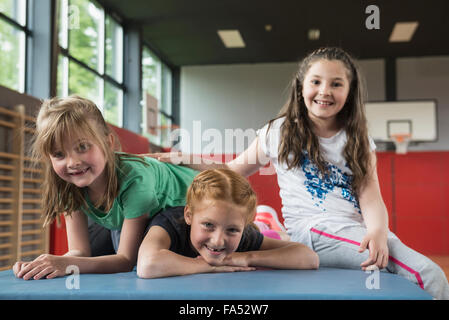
[301,59,351,129]
[184,199,247,265]
[49,131,111,194]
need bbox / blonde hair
[186,169,257,225]
[33,95,121,226]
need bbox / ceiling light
[308,29,320,40]
[265,24,272,32]
[389,22,419,42]
[217,30,246,48]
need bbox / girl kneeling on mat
[13,96,198,279]
[136,169,319,278]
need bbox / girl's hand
[15,254,69,280]
[13,261,30,277]
[358,230,389,270]
[220,252,251,268]
[195,255,255,273]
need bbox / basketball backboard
[365,100,437,142]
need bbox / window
[57,0,124,127]
[0,0,27,92]
[142,46,174,147]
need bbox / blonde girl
[152,47,449,299]
[13,95,198,280]
[136,169,319,278]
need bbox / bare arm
[357,151,389,269]
[63,213,149,274]
[144,136,270,178]
[227,136,270,177]
[223,237,319,270]
[136,226,254,279]
[64,210,91,257]
[358,151,389,234]
[14,213,148,279]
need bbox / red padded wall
[109,124,150,154]
[49,215,68,256]
[248,166,284,224]
[392,152,449,255]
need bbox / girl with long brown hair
[152,47,448,299]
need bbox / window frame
[142,44,175,148]
[56,0,125,127]
[0,0,30,93]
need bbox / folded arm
[136,226,254,279]
[223,237,319,270]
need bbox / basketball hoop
[390,133,411,154]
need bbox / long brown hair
[33,96,124,226]
[186,169,257,226]
[271,47,372,193]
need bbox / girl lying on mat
[136,169,319,278]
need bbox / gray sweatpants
[309,223,449,300]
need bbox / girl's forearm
[137,249,212,278]
[63,254,135,274]
[64,249,89,257]
[358,153,389,234]
[178,155,229,172]
[183,161,228,172]
[361,200,389,234]
[146,153,229,172]
[246,244,319,270]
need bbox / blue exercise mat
[0,268,432,300]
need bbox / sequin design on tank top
[301,155,361,213]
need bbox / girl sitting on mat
[136,169,319,278]
[150,47,449,299]
[13,95,198,280]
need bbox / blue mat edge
[0,268,432,300]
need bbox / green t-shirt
[81,154,198,230]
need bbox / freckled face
[301,59,351,126]
[185,200,247,265]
